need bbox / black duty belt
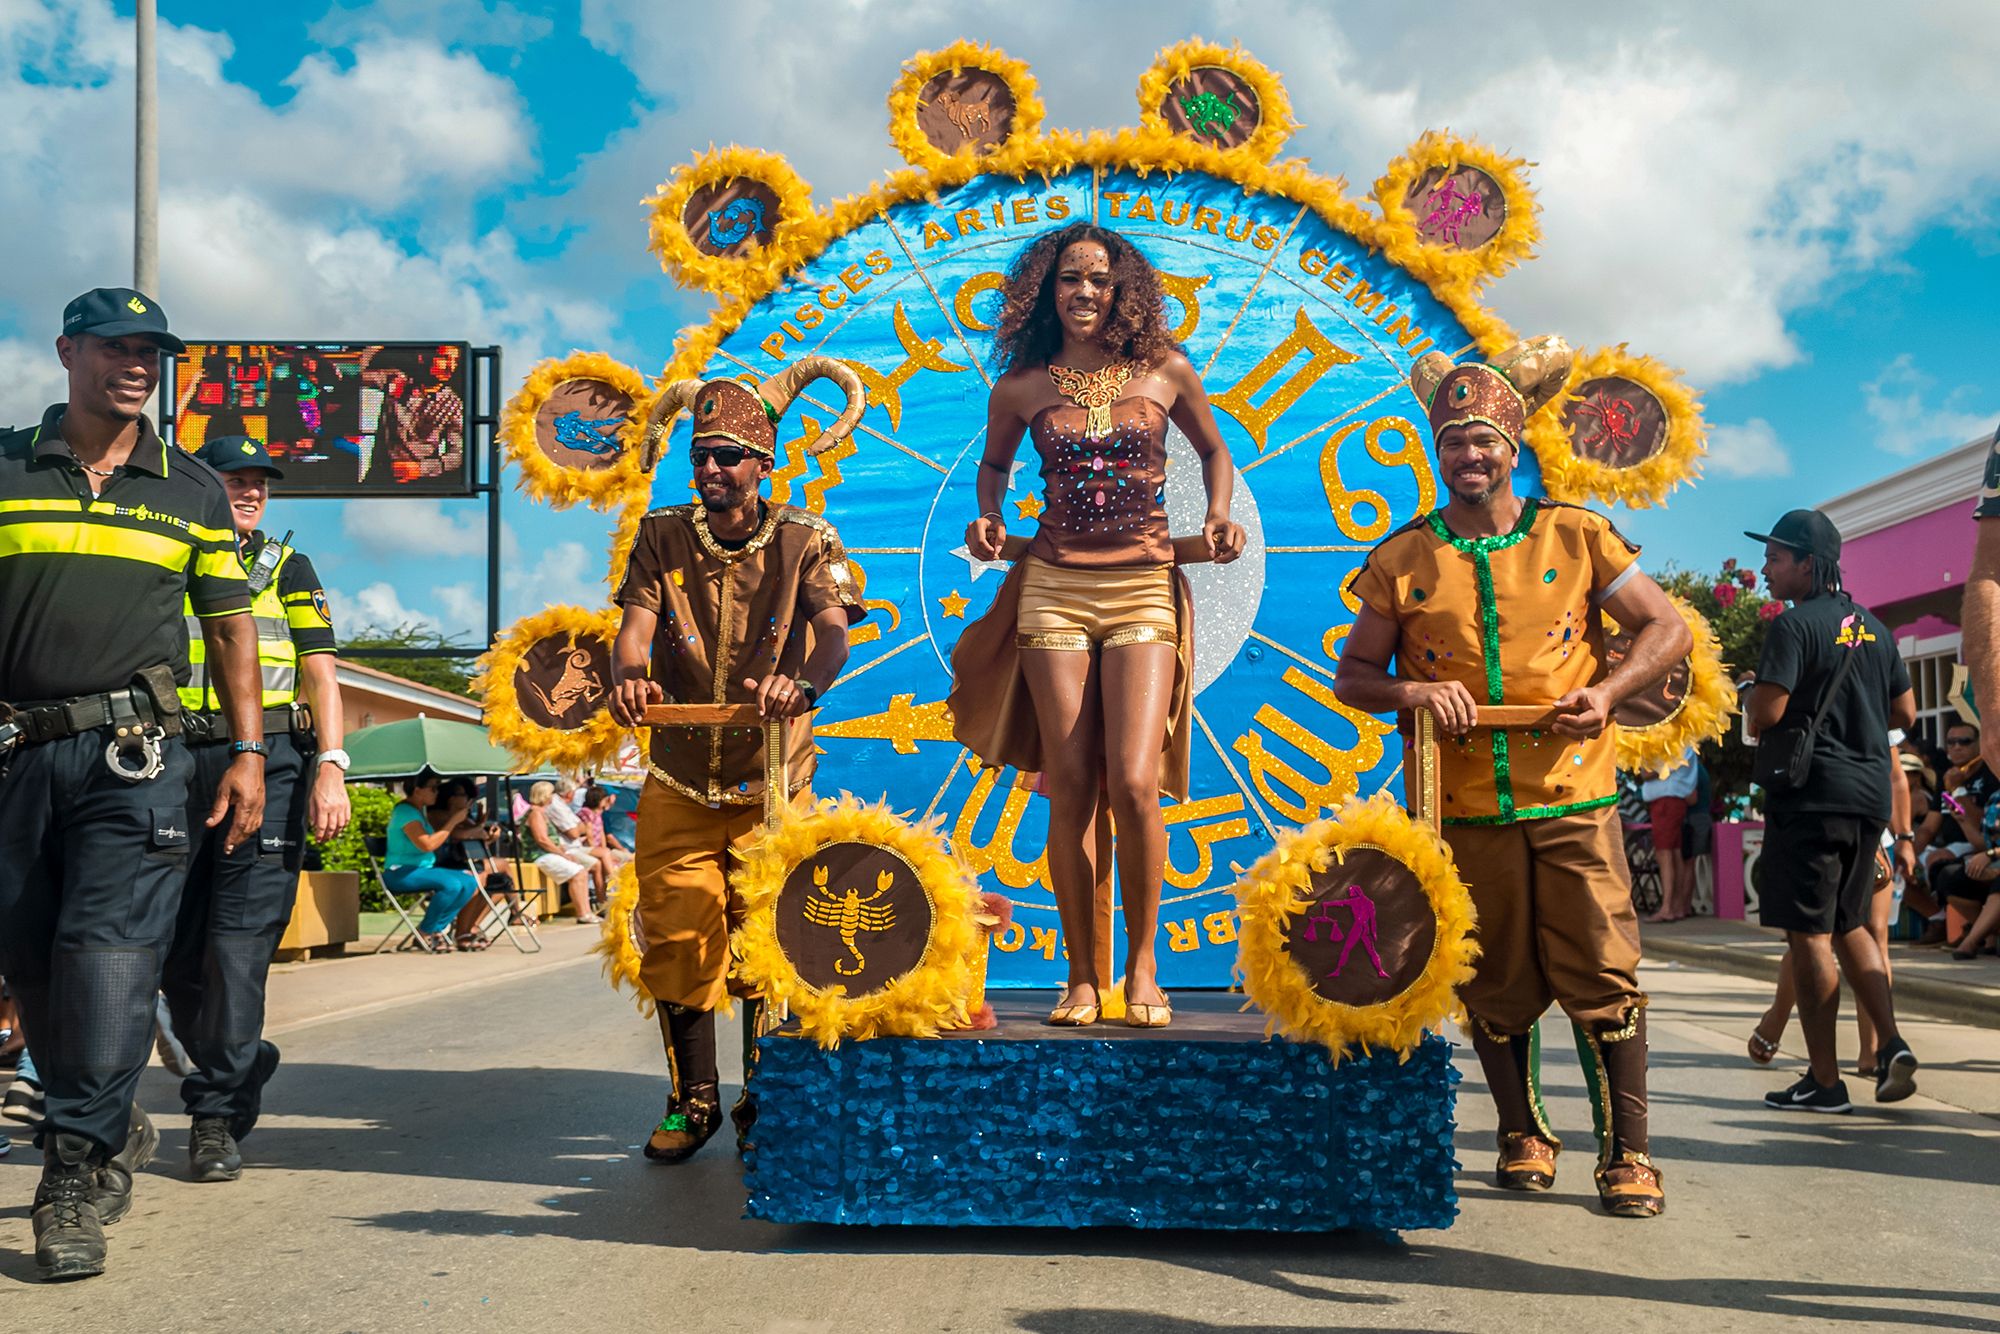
[0,686,168,745]
[183,704,313,746]
[0,669,184,782]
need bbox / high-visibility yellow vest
[180,545,300,710]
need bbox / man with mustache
[0,288,264,1280]
[1334,337,1690,1220]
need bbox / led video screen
[172,342,472,496]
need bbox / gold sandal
[1124,988,1172,1029]
[1046,990,1101,1027]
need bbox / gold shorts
[1015,556,1177,651]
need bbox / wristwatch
[231,740,268,758]
[798,680,821,707]
[1892,832,1915,843]
[318,747,351,772]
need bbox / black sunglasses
[1947,736,1977,747]
[690,444,755,469]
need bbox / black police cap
[61,287,186,354]
[1744,508,1841,563]
[192,435,285,479]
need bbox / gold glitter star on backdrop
[939,589,969,618]
[1014,492,1045,520]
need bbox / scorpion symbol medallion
[801,865,898,976]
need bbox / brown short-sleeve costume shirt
[616,502,863,806]
[1351,498,1640,824]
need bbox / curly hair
[991,223,1178,374]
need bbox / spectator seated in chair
[428,777,531,950]
[381,771,483,952]
[525,781,599,924]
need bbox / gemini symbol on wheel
[802,866,897,975]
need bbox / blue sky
[4,0,1998,642]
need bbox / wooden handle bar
[995,533,1215,565]
[1465,705,1561,729]
[641,703,766,726]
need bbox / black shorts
[1758,812,1884,935]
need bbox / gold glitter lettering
[922,220,952,249]
[1210,308,1360,453]
[1318,415,1434,542]
[813,693,950,754]
[1158,271,1210,343]
[1163,794,1250,890]
[952,270,1006,333]
[1231,665,1391,823]
[950,765,1050,893]
[1203,910,1239,945]
[1166,919,1201,953]
[992,921,1026,953]
[1028,925,1060,960]
[842,300,971,430]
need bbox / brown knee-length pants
[634,778,806,1011]
[1442,804,1645,1035]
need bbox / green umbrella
[342,716,528,780]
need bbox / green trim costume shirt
[1352,499,1641,825]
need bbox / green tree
[340,621,481,698]
[1657,558,1782,812]
[311,784,398,912]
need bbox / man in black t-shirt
[1747,509,1919,1114]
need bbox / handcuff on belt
[0,669,181,783]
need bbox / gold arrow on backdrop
[815,694,956,755]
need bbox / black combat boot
[34,1133,107,1281]
[229,1040,281,1141]
[90,1102,159,1225]
[189,1115,243,1183]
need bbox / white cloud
[329,579,485,641]
[1705,418,1792,479]
[0,337,63,415]
[0,2,609,380]
[341,498,494,559]
[565,1,2000,387]
[505,540,607,617]
[1861,353,2000,457]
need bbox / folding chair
[465,837,543,953]
[365,836,443,954]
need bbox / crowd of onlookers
[1899,721,2000,960]
[376,773,632,953]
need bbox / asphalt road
[2,951,1996,1332]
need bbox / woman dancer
[948,223,1245,1028]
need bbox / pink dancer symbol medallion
[1304,883,1390,979]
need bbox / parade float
[480,39,1729,1231]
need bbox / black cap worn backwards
[191,435,284,479]
[60,287,186,354]
[1745,508,1841,563]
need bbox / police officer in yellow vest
[160,435,350,1184]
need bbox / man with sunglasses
[1913,724,1994,939]
[609,359,866,1165]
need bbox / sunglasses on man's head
[690,444,755,469]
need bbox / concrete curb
[1644,934,2000,1031]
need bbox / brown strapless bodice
[1023,396,1173,568]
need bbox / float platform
[744,993,1459,1232]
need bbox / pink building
[1818,431,1990,745]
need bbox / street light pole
[134,0,158,294]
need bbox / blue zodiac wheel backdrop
[491,39,1709,992]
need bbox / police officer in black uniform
[161,435,350,1184]
[0,288,266,1282]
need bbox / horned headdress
[1410,334,1573,448]
[640,356,867,471]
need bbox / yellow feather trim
[499,350,657,512]
[886,41,1045,173]
[1609,591,1737,778]
[729,795,981,1048]
[594,862,652,1017]
[1371,131,1540,294]
[1530,344,1707,511]
[1134,39,1297,163]
[1232,793,1477,1062]
[473,604,629,772]
[644,146,825,297]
